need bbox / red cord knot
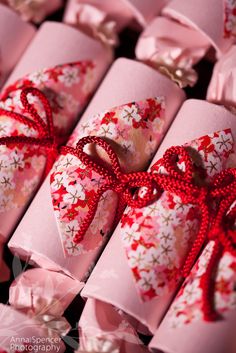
[60,135,236,322]
[61,136,160,244]
[0,86,58,176]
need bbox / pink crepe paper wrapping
[78,299,148,353]
[81,100,236,337]
[0,4,35,88]
[8,58,185,285]
[0,21,112,282]
[207,45,236,110]
[135,16,210,87]
[0,0,62,23]
[63,0,169,45]
[0,268,81,353]
[162,0,236,59]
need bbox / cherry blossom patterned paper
[168,240,236,327]
[224,0,236,38]
[121,129,235,301]
[0,61,95,221]
[50,97,166,257]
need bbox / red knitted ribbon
[61,135,236,321]
[0,87,58,176]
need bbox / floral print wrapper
[150,243,236,353]
[8,58,185,283]
[0,4,35,88]
[162,0,236,59]
[81,100,236,335]
[0,21,112,281]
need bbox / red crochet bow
[62,135,236,321]
[0,87,58,176]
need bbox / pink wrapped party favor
[162,0,236,59]
[81,99,236,337]
[0,21,112,281]
[135,16,210,87]
[0,0,62,23]
[9,58,185,285]
[0,4,35,88]
[78,299,148,353]
[207,45,236,110]
[0,268,81,353]
[64,0,169,44]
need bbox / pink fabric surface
[163,0,236,58]
[0,0,62,23]
[0,4,35,88]
[81,100,236,334]
[5,21,112,87]
[8,58,185,282]
[0,269,81,352]
[150,312,236,353]
[0,20,112,282]
[64,0,169,34]
[78,299,148,353]
[207,45,236,109]
[0,303,66,353]
[135,16,210,87]
[9,268,83,314]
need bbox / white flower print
[28,70,49,85]
[98,122,118,139]
[51,171,70,191]
[63,183,86,204]
[0,97,14,110]
[0,172,15,190]
[120,104,140,126]
[30,155,46,173]
[22,176,40,196]
[0,194,14,212]
[9,150,25,170]
[182,279,202,305]
[128,246,146,268]
[0,120,14,136]
[58,66,80,87]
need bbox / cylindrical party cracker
[0,268,81,353]
[207,45,236,109]
[64,0,169,39]
[162,0,236,59]
[0,20,112,281]
[135,16,210,87]
[0,4,35,88]
[81,100,236,336]
[5,21,112,86]
[78,298,148,353]
[8,58,185,285]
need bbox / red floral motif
[168,240,236,327]
[0,61,95,224]
[121,129,234,301]
[50,97,166,257]
[224,0,236,37]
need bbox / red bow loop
[60,136,159,244]
[211,168,236,199]
[0,86,58,176]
